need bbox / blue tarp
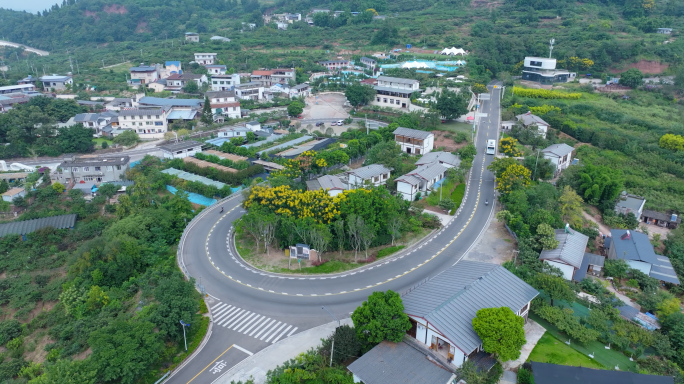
[166,185,217,206]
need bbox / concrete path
[429,210,455,226]
[214,318,353,384]
[503,319,545,370]
[499,370,517,384]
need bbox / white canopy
[401,61,430,69]
[440,47,467,56]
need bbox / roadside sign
[479,93,491,100]
[407,44,411,49]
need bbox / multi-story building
[393,127,434,155]
[317,60,350,72]
[250,68,295,87]
[521,57,576,85]
[165,73,208,92]
[372,76,419,110]
[194,53,218,65]
[128,64,160,85]
[234,82,264,101]
[346,164,392,189]
[211,74,241,91]
[205,65,227,75]
[118,108,168,139]
[53,155,130,185]
[39,74,73,91]
[206,91,241,119]
[360,56,377,70]
[185,32,199,42]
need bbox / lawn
[531,313,638,372]
[438,121,473,136]
[528,332,605,370]
[426,179,465,215]
[93,138,113,149]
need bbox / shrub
[512,87,582,99]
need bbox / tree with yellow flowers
[499,137,523,157]
[496,164,531,195]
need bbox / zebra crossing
[210,302,298,344]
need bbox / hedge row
[513,87,581,100]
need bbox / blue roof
[166,61,181,67]
[610,229,658,264]
[206,137,232,146]
[130,65,157,72]
[138,97,202,108]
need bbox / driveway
[503,320,546,370]
[465,214,517,265]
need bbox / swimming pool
[380,59,465,72]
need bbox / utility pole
[322,306,340,367]
[533,148,541,180]
[179,320,190,351]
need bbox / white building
[205,65,227,75]
[615,192,646,219]
[217,126,250,138]
[306,175,347,196]
[194,53,218,65]
[118,108,169,139]
[403,261,538,368]
[128,64,160,85]
[516,112,549,138]
[396,162,448,201]
[211,74,241,91]
[39,74,73,91]
[608,229,679,284]
[165,73,208,92]
[159,140,203,159]
[346,164,391,189]
[372,76,419,110]
[393,127,434,155]
[414,151,460,168]
[289,83,311,98]
[539,227,591,281]
[205,91,241,119]
[541,143,574,176]
[522,56,576,84]
[185,32,199,42]
[234,82,264,101]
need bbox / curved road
[167,83,503,383]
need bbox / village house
[205,65,227,75]
[396,161,448,201]
[194,53,218,65]
[606,229,679,284]
[128,64,160,85]
[289,83,311,98]
[402,261,538,368]
[306,175,347,196]
[234,82,264,101]
[414,151,460,168]
[184,32,199,42]
[250,68,295,87]
[210,36,231,42]
[53,156,130,185]
[211,74,241,91]
[641,210,680,229]
[39,74,73,91]
[72,111,118,137]
[360,56,377,70]
[118,108,169,139]
[159,140,203,159]
[614,192,646,219]
[541,143,574,176]
[317,60,350,72]
[205,90,241,119]
[516,112,550,138]
[539,225,605,281]
[373,76,419,110]
[217,126,250,139]
[104,98,133,111]
[2,187,26,203]
[163,61,182,76]
[165,73,208,92]
[346,164,391,189]
[393,127,434,155]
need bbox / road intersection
[166,83,503,384]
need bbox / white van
[336,120,344,126]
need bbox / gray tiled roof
[377,75,419,85]
[347,341,454,384]
[516,112,549,127]
[0,214,77,237]
[615,194,645,213]
[118,108,164,117]
[158,140,203,152]
[531,362,674,384]
[138,97,202,108]
[398,162,446,183]
[206,90,236,99]
[402,261,538,355]
[539,228,589,269]
[542,143,574,158]
[74,113,99,122]
[610,229,659,264]
[60,156,130,168]
[650,255,680,284]
[415,151,460,167]
[317,175,346,190]
[642,210,681,223]
[374,85,414,94]
[348,164,392,180]
[572,253,605,282]
[396,174,422,186]
[393,127,433,140]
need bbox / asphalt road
[166,83,503,384]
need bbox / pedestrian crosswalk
[210,302,298,344]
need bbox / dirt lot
[301,93,350,120]
[464,216,517,265]
[612,60,669,75]
[432,130,468,152]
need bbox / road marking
[259,321,282,341]
[225,311,252,329]
[242,316,266,334]
[185,345,234,384]
[271,325,293,343]
[233,344,253,356]
[219,309,246,327]
[253,319,277,339]
[235,313,259,332]
[265,322,287,343]
[287,327,298,337]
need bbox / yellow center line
[186,344,234,384]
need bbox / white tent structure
[455,60,466,65]
[401,61,430,69]
[440,47,467,56]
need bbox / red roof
[252,70,274,76]
[211,102,241,108]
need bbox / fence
[504,223,518,242]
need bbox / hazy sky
[0,0,60,13]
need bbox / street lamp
[180,320,190,351]
[322,306,340,367]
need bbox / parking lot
[301,92,350,120]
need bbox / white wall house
[206,91,241,119]
[393,127,434,155]
[118,108,169,139]
[615,193,646,219]
[129,64,160,85]
[39,75,73,91]
[403,261,538,368]
[541,143,574,177]
[372,76,419,110]
[516,112,549,138]
[159,140,203,159]
[211,74,241,91]
[217,127,250,138]
[539,227,590,281]
[185,32,199,42]
[194,53,218,65]
[396,162,447,201]
[306,175,347,197]
[346,164,391,189]
[234,82,264,101]
[414,151,460,169]
[205,65,227,75]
